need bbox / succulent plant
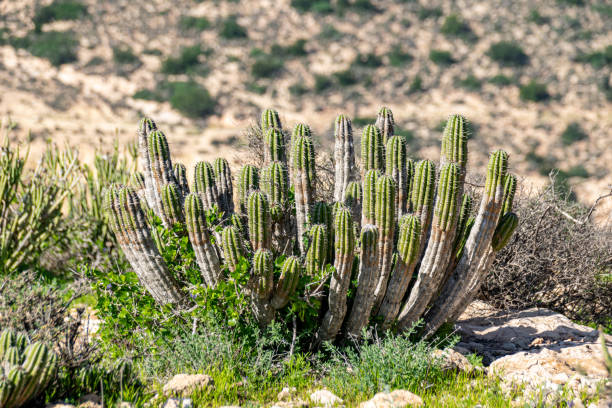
[261,108,282,132]
[372,174,397,310]
[292,135,316,254]
[385,135,411,219]
[305,224,329,276]
[312,202,334,263]
[221,225,245,272]
[270,255,301,310]
[247,191,271,251]
[360,125,385,175]
[173,163,190,198]
[333,114,357,202]
[361,169,380,227]
[263,128,287,165]
[213,158,234,215]
[375,106,395,145]
[250,249,275,325]
[343,180,362,231]
[194,161,219,212]
[238,165,260,214]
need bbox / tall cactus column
[361,125,385,176]
[317,208,355,343]
[372,175,397,311]
[386,135,412,219]
[375,106,395,145]
[423,151,510,335]
[214,158,234,215]
[194,161,220,211]
[410,160,436,259]
[238,165,260,215]
[397,163,459,329]
[333,114,357,202]
[361,169,380,227]
[292,135,316,255]
[247,191,271,251]
[147,130,180,226]
[137,117,157,211]
[250,249,275,326]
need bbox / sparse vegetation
[270,39,308,58]
[112,46,141,66]
[387,45,413,67]
[429,49,456,66]
[560,122,588,145]
[351,53,383,69]
[488,74,514,86]
[575,45,612,69]
[314,74,334,93]
[218,15,248,39]
[440,14,476,41]
[179,15,211,31]
[251,55,284,79]
[528,9,550,24]
[160,45,209,75]
[456,74,482,91]
[168,81,216,118]
[487,41,529,66]
[408,75,424,93]
[418,6,442,20]
[333,69,359,86]
[33,0,88,32]
[520,80,549,102]
[11,30,79,66]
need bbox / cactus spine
[221,225,245,272]
[184,193,222,287]
[375,106,395,145]
[292,135,316,255]
[305,224,329,276]
[264,128,287,165]
[250,249,275,325]
[333,114,357,202]
[344,224,379,337]
[194,161,219,212]
[270,255,301,310]
[385,135,410,219]
[361,169,380,226]
[317,208,355,343]
[173,163,190,198]
[247,191,271,251]
[261,108,282,132]
[360,124,385,175]
[238,165,260,214]
[372,174,397,310]
[213,158,234,215]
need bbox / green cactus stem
[247,191,271,251]
[375,106,395,145]
[137,117,157,212]
[270,256,301,310]
[491,212,518,251]
[264,128,287,165]
[305,224,329,276]
[333,114,357,202]
[262,161,289,210]
[292,135,316,255]
[360,124,385,175]
[344,180,362,231]
[410,159,436,258]
[160,183,184,227]
[344,224,379,337]
[147,129,179,224]
[194,161,220,211]
[447,193,474,275]
[221,225,245,272]
[173,163,190,198]
[213,158,234,215]
[184,193,222,287]
[261,108,282,132]
[361,169,380,227]
[440,114,468,176]
[317,208,355,343]
[312,201,334,263]
[385,135,411,219]
[238,165,260,214]
[502,173,517,215]
[250,249,275,326]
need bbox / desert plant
[487,42,528,66]
[520,80,549,102]
[104,109,517,343]
[429,50,456,66]
[0,329,57,408]
[440,14,475,41]
[33,0,87,32]
[560,122,588,145]
[218,16,248,39]
[11,31,78,66]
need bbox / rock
[117,403,133,408]
[162,398,193,408]
[278,386,298,401]
[46,404,76,408]
[79,394,101,405]
[359,390,423,407]
[270,400,308,408]
[310,389,343,406]
[433,348,474,374]
[77,402,102,408]
[162,374,213,396]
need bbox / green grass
[218,16,248,39]
[179,15,211,31]
[487,41,528,66]
[519,80,549,102]
[429,49,456,66]
[11,31,78,66]
[33,0,87,32]
[560,122,588,145]
[160,45,209,75]
[575,45,612,69]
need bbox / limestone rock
[46,404,76,408]
[433,348,475,374]
[270,400,308,408]
[77,402,102,408]
[162,374,212,397]
[359,390,423,407]
[310,389,343,406]
[162,398,193,408]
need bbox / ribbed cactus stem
[385,135,410,219]
[184,193,222,287]
[238,165,260,214]
[345,224,379,337]
[317,208,355,343]
[292,135,316,255]
[333,114,357,201]
[344,180,362,231]
[361,169,380,226]
[261,108,282,132]
[106,186,185,305]
[270,255,301,310]
[502,173,517,215]
[440,114,468,174]
[398,163,459,328]
[137,117,157,211]
[360,124,385,174]
[372,174,397,311]
[375,106,395,145]
[491,212,518,251]
[173,163,190,198]
[424,150,509,335]
[289,123,311,182]
[250,249,275,326]
[305,224,328,276]
[264,128,287,165]
[131,171,146,203]
[410,160,436,258]
[247,191,271,251]
[312,201,334,263]
[213,158,234,215]
[221,225,245,272]
[378,215,421,328]
[262,161,289,209]
[147,130,179,224]
[447,193,474,275]
[194,161,220,212]
[160,183,184,227]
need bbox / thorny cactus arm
[344,180,362,231]
[213,158,234,215]
[361,169,380,227]
[397,163,460,329]
[372,174,397,311]
[185,193,222,287]
[221,225,245,272]
[305,224,328,276]
[502,173,517,215]
[270,255,301,309]
[194,161,220,211]
[147,130,180,226]
[250,249,275,326]
[261,108,282,132]
[105,186,185,305]
[445,193,474,279]
[386,135,410,219]
[137,117,157,210]
[375,106,395,145]
[263,128,287,165]
[238,165,259,214]
[160,183,184,227]
[292,135,316,255]
[410,160,436,259]
[312,201,334,263]
[247,191,271,251]
[344,224,379,338]
[333,114,357,202]
[423,150,510,335]
[262,161,291,252]
[360,124,385,175]
[173,163,190,198]
[289,123,311,182]
[317,208,355,343]
[378,215,421,329]
[130,171,146,203]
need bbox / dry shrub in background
[481,176,612,326]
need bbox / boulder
[162,374,212,397]
[310,389,343,407]
[359,390,423,407]
[161,398,192,408]
[277,387,298,401]
[433,348,475,374]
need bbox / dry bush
[480,178,612,325]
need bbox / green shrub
[218,16,248,39]
[314,74,334,93]
[333,69,358,86]
[12,31,78,66]
[133,89,164,101]
[575,45,612,69]
[387,45,413,67]
[112,46,141,66]
[488,74,513,86]
[528,9,550,24]
[408,75,423,93]
[143,48,162,56]
[168,81,216,118]
[418,6,442,20]
[251,56,284,79]
[563,165,589,178]
[33,0,87,32]
[351,53,383,69]
[292,0,332,13]
[246,81,267,94]
[440,14,475,41]
[560,122,588,145]
[519,80,549,102]
[352,117,376,127]
[319,25,343,41]
[456,74,482,91]
[557,0,584,5]
[289,83,309,96]
[592,4,612,17]
[270,39,308,58]
[179,15,211,31]
[161,45,207,75]
[429,49,455,66]
[487,41,528,66]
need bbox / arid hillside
[1,0,610,219]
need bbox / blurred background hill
[1,0,610,219]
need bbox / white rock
[310,389,343,406]
[359,390,423,407]
[162,374,212,396]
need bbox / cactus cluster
[107,108,518,342]
[0,330,57,408]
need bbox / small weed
[161,45,209,75]
[270,39,308,58]
[351,53,383,69]
[456,74,482,91]
[113,46,140,66]
[563,165,589,178]
[289,82,309,97]
[528,9,550,24]
[487,41,529,66]
[251,56,284,79]
[319,25,344,41]
[408,75,424,93]
[142,48,162,56]
[333,70,359,86]
[440,14,476,41]
[429,49,456,66]
[560,122,588,145]
[558,0,585,6]
[520,80,549,102]
[246,81,267,95]
[218,16,248,40]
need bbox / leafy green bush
[333,69,359,86]
[218,16,248,39]
[429,49,455,66]
[168,81,216,118]
[519,80,549,102]
[113,46,141,66]
[271,39,308,58]
[487,41,528,66]
[575,45,612,69]
[314,74,334,93]
[456,74,482,91]
[488,74,513,86]
[560,122,588,145]
[408,75,424,93]
[179,15,211,31]
[387,45,413,67]
[12,31,78,66]
[440,14,475,41]
[251,55,284,79]
[528,9,550,24]
[418,6,442,20]
[33,0,87,32]
[351,53,383,69]
[161,45,208,75]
